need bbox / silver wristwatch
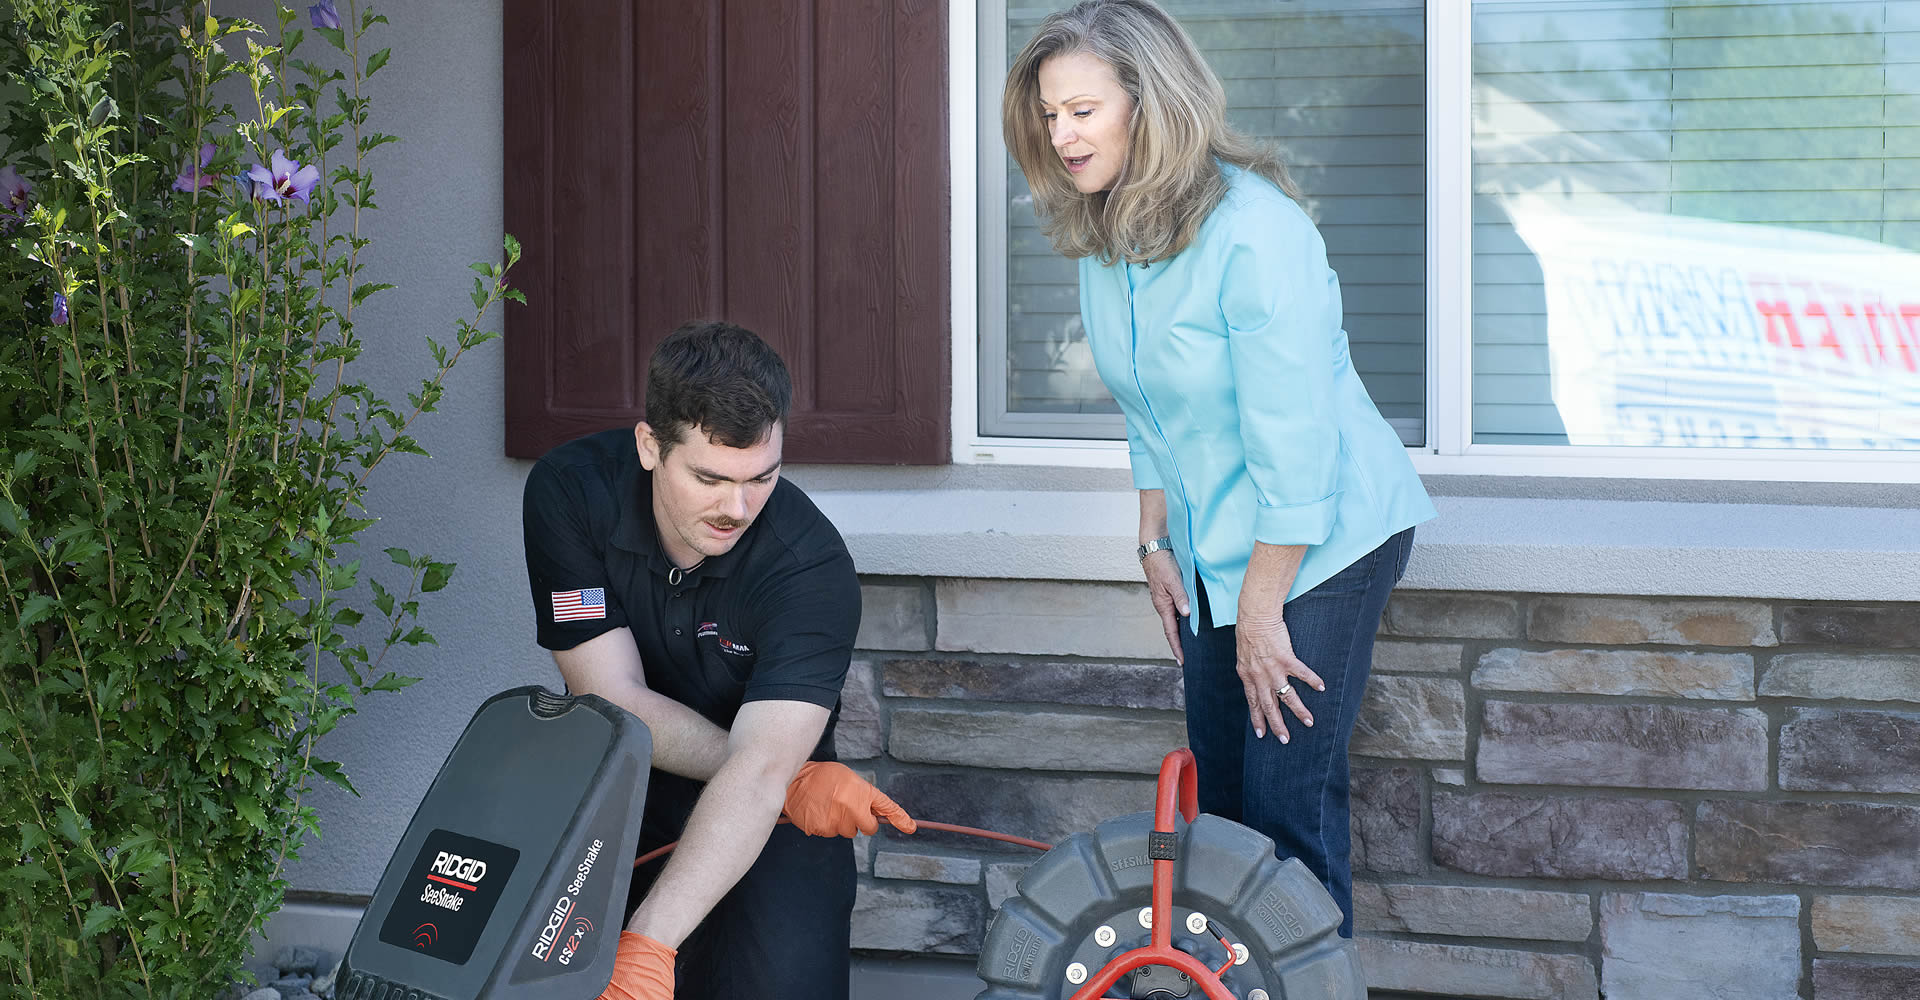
[1137,537,1173,561]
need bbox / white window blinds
[990,1,1428,444]
[1472,0,1920,449]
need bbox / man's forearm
[624,747,790,947]
[597,681,731,781]
[551,630,732,781]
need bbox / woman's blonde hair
[1002,0,1299,265]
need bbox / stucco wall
[280,0,553,895]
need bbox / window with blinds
[985,1,1428,445]
[1472,0,1920,449]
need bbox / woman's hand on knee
[1142,550,1190,665]
[1233,616,1324,743]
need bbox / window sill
[787,465,1920,602]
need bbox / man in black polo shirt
[521,322,914,1000]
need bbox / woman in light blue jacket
[1003,0,1436,936]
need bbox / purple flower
[245,149,320,205]
[50,293,68,326]
[0,165,30,218]
[308,0,341,30]
[172,143,220,193]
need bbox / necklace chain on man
[668,558,705,586]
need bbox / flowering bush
[0,2,518,995]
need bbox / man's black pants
[627,815,856,1000]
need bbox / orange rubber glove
[598,931,675,1000]
[783,761,917,837]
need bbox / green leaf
[54,806,86,845]
[232,795,267,830]
[399,626,436,646]
[351,281,394,306]
[120,825,160,849]
[504,232,522,263]
[308,704,349,739]
[366,47,391,77]
[121,847,168,877]
[18,594,57,629]
[369,672,419,692]
[328,558,361,590]
[385,546,414,568]
[311,759,359,796]
[80,904,118,938]
[369,578,394,616]
[420,561,454,593]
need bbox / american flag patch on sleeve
[551,587,606,622]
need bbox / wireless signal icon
[411,923,439,949]
[570,916,595,935]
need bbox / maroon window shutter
[504,0,949,464]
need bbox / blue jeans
[1179,527,1414,938]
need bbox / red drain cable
[1067,749,1238,1000]
[631,817,1054,868]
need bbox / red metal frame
[1066,749,1238,1000]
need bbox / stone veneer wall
[839,578,1920,1000]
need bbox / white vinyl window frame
[949,2,1920,484]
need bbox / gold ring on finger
[1275,683,1293,699]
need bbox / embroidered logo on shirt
[551,588,606,622]
[695,620,748,654]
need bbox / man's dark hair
[644,321,793,456]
